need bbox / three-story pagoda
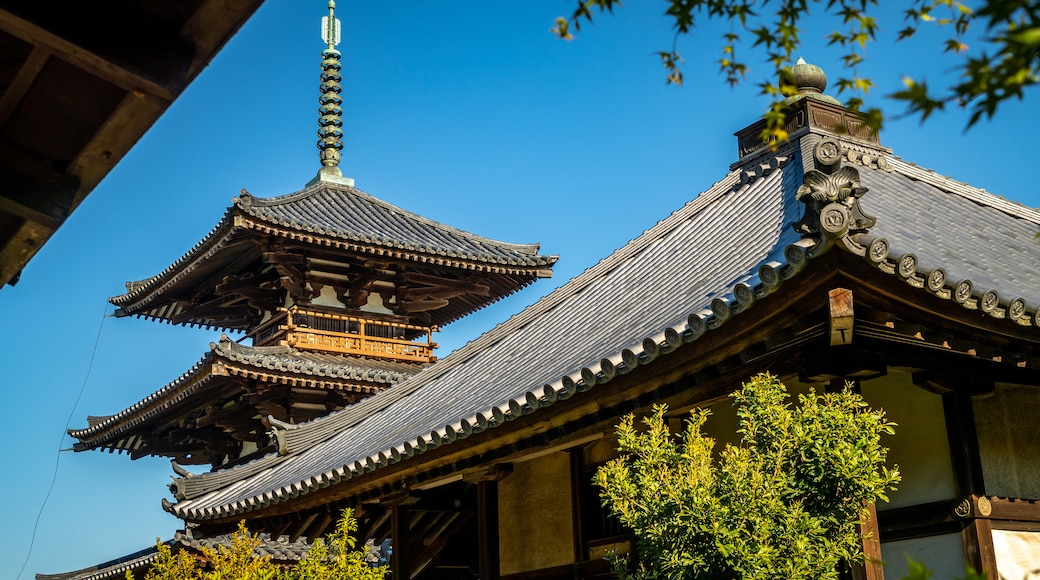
[68,1,557,468]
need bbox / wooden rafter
[0,7,178,101]
[0,46,48,127]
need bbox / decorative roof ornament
[782,57,843,106]
[316,0,350,183]
[793,138,877,257]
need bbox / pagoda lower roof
[109,179,558,330]
[70,335,422,454]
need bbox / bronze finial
[783,57,842,106]
[317,0,344,178]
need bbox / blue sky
[3,1,1038,578]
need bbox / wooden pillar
[569,448,585,563]
[943,393,997,579]
[916,375,996,580]
[963,517,998,578]
[850,502,884,580]
[464,464,511,579]
[477,480,500,580]
[391,502,411,580]
[941,391,986,498]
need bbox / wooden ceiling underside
[0,0,264,287]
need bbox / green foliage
[287,509,385,580]
[135,509,385,580]
[595,373,900,580]
[554,0,1040,136]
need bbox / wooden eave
[0,0,265,288]
[112,212,548,331]
[71,350,398,459]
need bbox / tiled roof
[236,182,555,268]
[36,545,166,580]
[172,530,310,561]
[35,533,309,580]
[70,335,421,451]
[109,180,558,324]
[214,335,421,384]
[167,132,1040,521]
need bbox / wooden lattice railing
[250,306,437,363]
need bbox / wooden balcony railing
[249,306,437,363]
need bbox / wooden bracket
[829,287,854,346]
[462,463,513,484]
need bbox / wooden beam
[288,513,319,543]
[309,512,334,540]
[975,496,1040,522]
[0,46,49,127]
[398,286,471,301]
[181,0,264,73]
[877,500,961,542]
[0,219,54,286]
[0,8,177,101]
[0,194,63,231]
[914,372,995,397]
[399,298,450,313]
[400,271,491,295]
[67,90,169,209]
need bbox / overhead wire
[16,301,110,580]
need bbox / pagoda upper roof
[70,335,422,458]
[109,178,557,330]
[165,127,1040,522]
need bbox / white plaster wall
[861,372,957,509]
[993,529,1040,579]
[310,285,345,308]
[975,383,1040,500]
[498,451,575,575]
[882,533,966,579]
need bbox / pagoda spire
[316,0,346,181]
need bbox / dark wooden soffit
[0,0,265,288]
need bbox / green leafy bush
[596,373,900,580]
[137,508,385,580]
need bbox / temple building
[158,61,1040,579]
[40,12,1040,580]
